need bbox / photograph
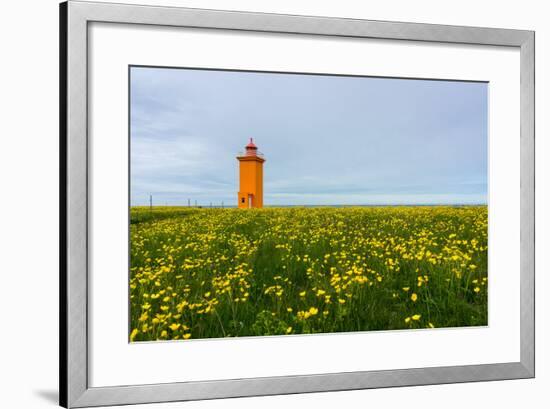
[129,66,488,342]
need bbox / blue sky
[130,66,487,206]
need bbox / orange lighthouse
[237,138,265,208]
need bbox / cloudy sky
[130,66,487,206]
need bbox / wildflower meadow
[129,206,487,341]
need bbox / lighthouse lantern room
[237,138,265,208]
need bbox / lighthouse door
[248,194,253,209]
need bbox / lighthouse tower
[237,138,265,208]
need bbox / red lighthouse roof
[246,138,257,149]
[244,138,259,156]
[238,138,265,161]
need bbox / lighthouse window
[241,197,245,203]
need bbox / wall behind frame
[0,0,547,408]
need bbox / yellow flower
[169,323,180,331]
[412,314,421,321]
[299,291,306,297]
[297,311,309,320]
[308,307,318,316]
[411,293,418,302]
[404,317,411,323]
[474,287,481,293]
[286,307,293,312]
[130,328,139,342]
[402,287,410,292]
[286,326,293,334]
[160,330,168,338]
[183,333,191,339]
[338,298,346,304]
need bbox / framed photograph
[60,1,534,407]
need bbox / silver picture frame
[60,1,535,407]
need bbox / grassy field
[129,206,487,342]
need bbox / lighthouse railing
[237,151,265,158]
